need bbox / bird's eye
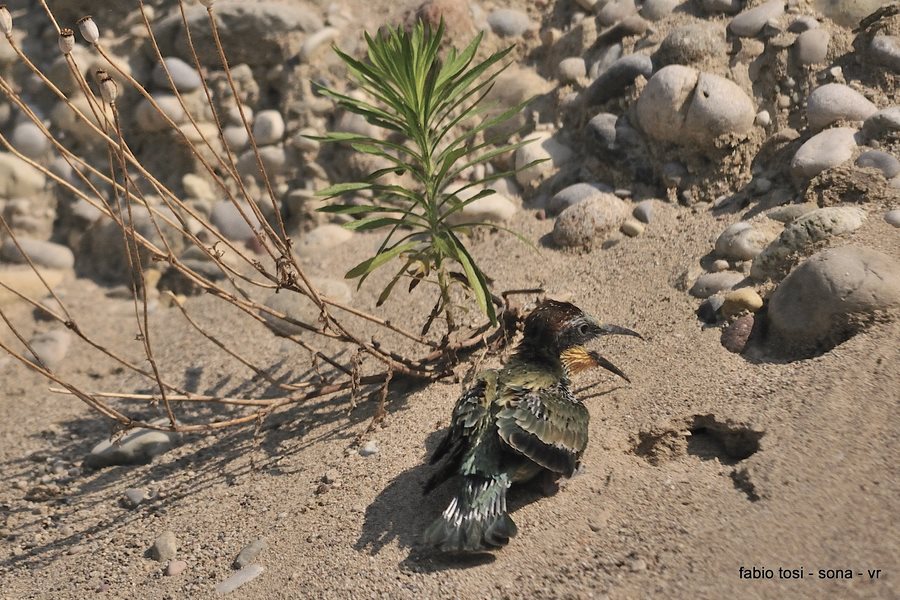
[578,323,590,336]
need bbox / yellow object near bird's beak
[561,346,632,382]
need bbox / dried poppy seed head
[96,69,117,104]
[59,28,75,54]
[77,15,99,45]
[0,5,12,37]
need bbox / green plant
[315,19,534,331]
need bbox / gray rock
[11,122,49,159]
[85,426,178,469]
[216,564,265,595]
[697,294,725,323]
[689,271,745,298]
[862,106,900,139]
[884,209,900,227]
[549,183,614,216]
[791,127,858,179]
[751,206,867,280]
[715,221,780,261]
[234,539,267,569]
[223,125,250,150]
[857,150,900,178]
[238,145,289,178]
[767,246,900,356]
[633,199,655,223]
[210,201,257,242]
[551,193,629,247]
[597,0,638,26]
[358,441,379,457]
[0,152,46,199]
[252,110,285,146]
[794,29,830,66]
[788,16,820,32]
[135,94,186,132]
[729,0,784,38]
[585,54,653,105]
[767,202,818,223]
[153,57,202,92]
[150,531,178,562]
[515,131,573,187]
[1,238,74,270]
[586,113,619,151]
[558,57,586,83]
[806,84,877,131]
[26,329,71,370]
[683,73,755,141]
[487,9,531,37]
[640,0,679,21]
[166,560,188,576]
[871,35,900,73]
[123,488,148,508]
[654,24,726,68]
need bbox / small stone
[856,150,900,178]
[210,201,258,242]
[640,0,678,21]
[721,314,754,353]
[11,121,49,159]
[223,125,250,150]
[654,24,726,68]
[621,218,644,236]
[0,267,66,306]
[794,29,830,66]
[135,94,186,132]
[165,560,187,576]
[586,113,619,151]
[790,127,858,179]
[358,441,379,457]
[789,16,819,32]
[549,183,614,216]
[863,106,900,139]
[870,35,900,73]
[632,200,654,223]
[728,0,784,38]
[0,152,46,199]
[806,84,877,131]
[551,193,629,247]
[721,288,764,316]
[122,488,148,508]
[515,131,573,187]
[558,57,586,83]
[322,470,340,484]
[150,531,177,562]
[711,259,730,272]
[690,272,745,298]
[153,57,202,92]
[715,221,780,261]
[26,329,71,370]
[487,9,532,37]
[233,539,267,569]
[252,110,285,146]
[85,426,178,469]
[585,54,653,105]
[1,238,74,270]
[628,558,648,572]
[884,209,900,227]
[597,0,638,26]
[215,564,265,595]
[697,294,725,323]
[755,110,771,127]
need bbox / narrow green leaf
[345,242,419,279]
[316,182,372,197]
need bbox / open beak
[587,350,631,383]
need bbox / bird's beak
[586,350,631,383]
[597,323,643,339]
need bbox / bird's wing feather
[496,385,589,477]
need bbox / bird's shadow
[354,431,560,573]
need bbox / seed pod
[77,15,99,45]
[58,28,75,54]
[0,5,12,37]
[96,69,117,104]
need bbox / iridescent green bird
[423,299,640,552]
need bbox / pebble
[84,426,178,469]
[751,206,867,280]
[790,127,858,179]
[165,560,188,576]
[870,35,900,73]
[806,84,877,131]
[515,131,574,187]
[714,221,779,261]
[766,246,900,356]
[0,267,66,306]
[210,201,257,242]
[654,24,726,68]
[711,259,730,272]
[358,441,379,457]
[637,66,754,144]
[26,329,71,370]
[621,218,644,237]
[794,29,830,66]
[728,0,784,38]
[223,125,250,150]
[585,54,653,105]
[11,121,49,159]
[558,57,586,83]
[487,9,532,37]
[597,0,638,26]
[721,288,764,316]
[788,16,819,32]
[150,531,178,562]
[551,193,629,247]
[135,94,187,132]
[721,314,754,353]
[862,106,900,139]
[216,564,265,595]
[234,539,267,569]
[586,113,619,151]
[697,294,725,323]
[1,238,74,270]
[252,110,285,146]
[640,0,678,21]
[689,272,745,298]
[633,200,655,223]
[856,150,900,178]
[152,57,202,92]
[884,210,900,227]
[122,488,148,508]
[549,183,613,216]
[0,152,46,199]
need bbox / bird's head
[519,299,641,381]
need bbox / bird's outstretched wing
[496,385,589,477]
[423,370,497,493]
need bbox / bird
[422,299,641,552]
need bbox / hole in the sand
[686,415,763,465]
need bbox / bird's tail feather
[423,474,517,552]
